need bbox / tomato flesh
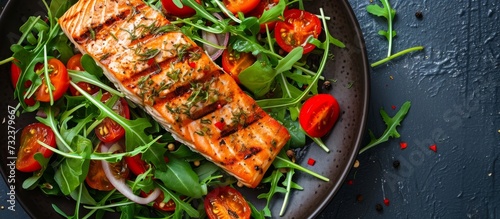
[275,9,322,54]
[86,142,129,191]
[124,154,149,176]
[67,54,100,96]
[66,53,84,71]
[95,92,130,143]
[204,186,251,219]
[141,191,176,212]
[16,123,56,172]
[299,94,340,138]
[221,49,255,83]
[35,58,70,102]
[161,0,201,18]
[223,0,260,14]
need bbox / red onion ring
[100,142,161,205]
[202,13,229,60]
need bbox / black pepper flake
[375,203,383,212]
[322,80,332,90]
[415,11,423,19]
[393,160,400,169]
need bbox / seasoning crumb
[375,203,383,212]
[393,160,400,169]
[353,159,360,168]
[356,194,364,202]
[415,11,423,19]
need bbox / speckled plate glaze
[0,0,368,218]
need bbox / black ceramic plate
[0,0,368,218]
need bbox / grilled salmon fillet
[59,0,290,188]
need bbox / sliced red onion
[202,13,229,60]
[100,143,161,205]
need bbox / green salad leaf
[54,135,92,195]
[359,101,411,154]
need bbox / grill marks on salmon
[59,0,290,188]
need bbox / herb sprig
[366,0,424,67]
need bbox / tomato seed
[375,203,383,212]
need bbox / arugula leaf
[239,47,303,97]
[366,0,396,57]
[279,169,303,216]
[273,152,329,182]
[359,101,411,154]
[54,135,92,195]
[366,0,424,66]
[257,170,287,217]
[258,0,286,24]
[156,182,200,218]
[155,156,206,198]
[71,82,168,170]
[22,153,51,189]
[80,54,104,78]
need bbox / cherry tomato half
[95,92,130,143]
[16,123,56,172]
[161,0,201,18]
[66,53,84,71]
[223,0,260,14]
[274,9,322,54]
[86,142,129,191]
[221,49,256,84]
[10,62,36,106]
[67,54,100,96]
[124,154,149,176]
[141,190,176,212]
[299,94,340,138]
[204,186,251,219]
[247,0,281,33]
[35,58,70,102]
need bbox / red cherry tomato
[85,142,129,191]
[221,49,255,84]
[299,94,340,138]
[66,54,100,96]
[247,0,281,33]
[204,186,251,219]
[66,53,84,71]
[141,191,176,212]
[124,154,149,176]
[161,0,201,18]
[35,58,70,102]
[16,123,56,172]
[95,92,130,143]
[274,9,322,54]
[223,0,260,14]
[10,62,36,106]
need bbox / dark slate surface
[1,0,499,218]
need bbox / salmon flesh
[59,0,290,188]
